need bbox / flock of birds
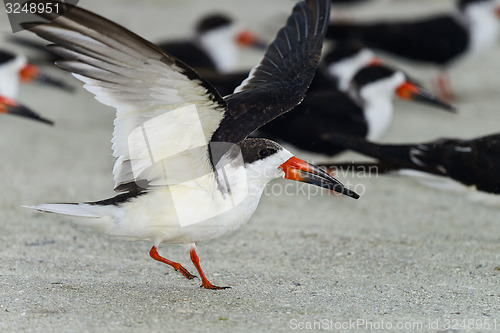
[1,0,499,289]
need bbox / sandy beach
[1,0,500,331]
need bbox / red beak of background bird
[0,96,16,114]
[19,63,40,83]
[18,63,75,92]
[235,30,267,50]
[395,81,456,112]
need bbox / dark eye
[259,149,269,158]
[259,148,276,158]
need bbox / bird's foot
[176,266,197,280]
[189,246,230,290]
[200,281,231,290]
[433,73,455,104]
[149,246,197,280]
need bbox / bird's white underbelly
[111,186,265,245]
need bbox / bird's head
[350,65,454,112]
[223,138,359,199]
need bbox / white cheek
[360,72,405,140]
[199,26,239,73]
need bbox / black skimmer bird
[157,13,265,73]
[319,132,500,196]
[0,48,73,98]
[260,64,454,156]
[24,0,359,289]
[0,95,53,125]
[326,0,500,100]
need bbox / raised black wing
[211,0,330,144]
[260,89,367,155]
[21,0,229,191]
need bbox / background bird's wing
[259,89,367,155]
[210,0,330,146]
[22,1,227,192]
[320,132,448,175]
[326,15,467,65]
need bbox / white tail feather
[25,203,102,218]
[24,203,123,235]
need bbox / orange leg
[190,247,230,290]
[432,72,455,103]
[149,246,196,280]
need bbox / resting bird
[319,132,500,196]
[0,48,73,98]
[260,64,454,156]
[24,0,359,289]
[326,0,500,100]
[157,13,266,73]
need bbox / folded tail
[24,202,123,235]
[25,203,102,218]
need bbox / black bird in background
[260,64,454,156]
[0,49,73,98]
[157,13,266,73]
[319,132,500,195]
[326,0,500,100]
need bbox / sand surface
[1,0,500,331]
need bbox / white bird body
[35,148,293,245]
